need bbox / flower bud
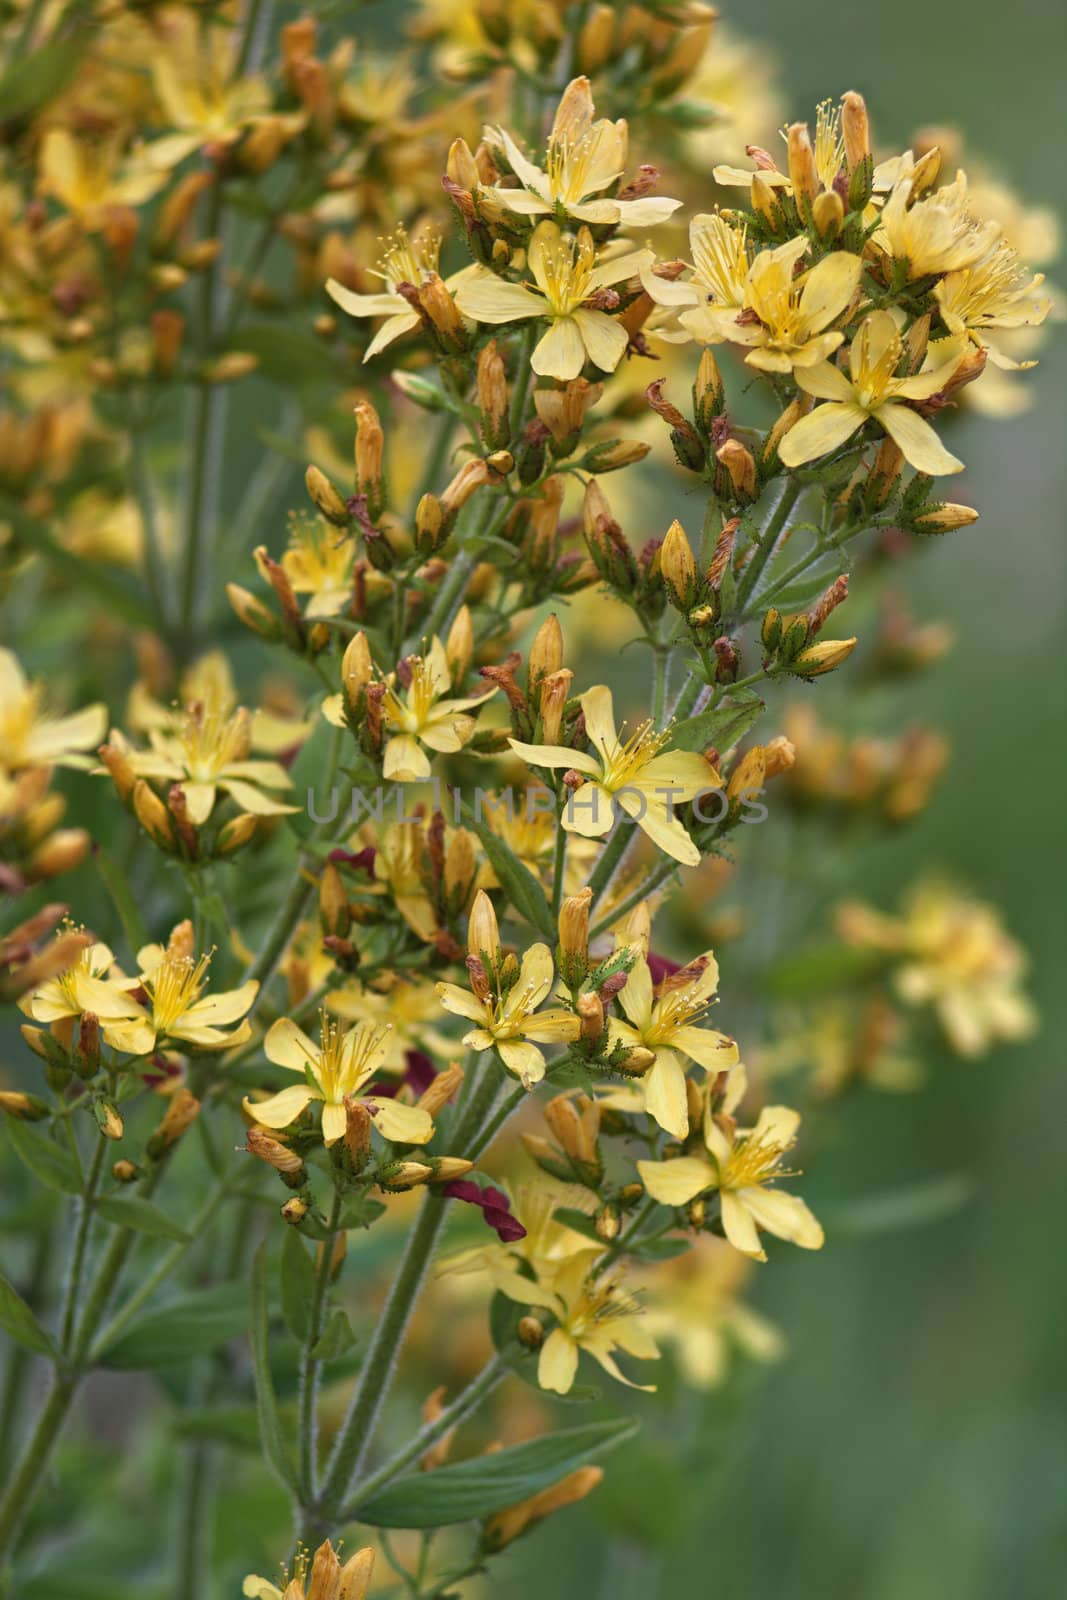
[94,1099,124,1140]
[557,888,591,967]
[812,189,844,238]
[517,1314,544,1349]
[693,347,724,431]
[787,122,819,205]
[414,492,446,555]
[215,813,258,857]
[146,1088,200,1158]
[659,518,697,609]
[112,1158,140,1182]
[319,861,350,937]
[226,582,283,642]
[306,464,349,526]
[76,1013,101,1078]
[133,781,176,852]
[617,1045,656,1077]
[539,668,572,743]
[912,503,980,534]
[446,136,480,190]
[440,458,491,522]
[529,613,564,689]
[417,272,468,351]
[751,171,784,226]
[151,309,185,376]
[763,398,809,467]
[581,439,650,473]
[202,352,258,384]
[483,1466,604,1551]
[577,990,604,1043]
[98,741,137,807]
[429,1156,475,1182]
[0,1090,50,1121]
[379,1160,435,1191]
[477,339,509,449]
[282,1196,309,1225]
[841,90,870,169]
[354,400,385,517]
[715,438,757,500]
[418,1061,464,1117]
[467,889,501,967]
[790,637,858,677]
[446,605,473,682]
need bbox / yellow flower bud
[414,492,445,554]
[429,1157,475,1182]
[791,637,858,677]
[146,1088,201,1158]
[812,189,844,237]
[467,889,501,965]
[418,1061,465,1117]
[342,630,373,701]
[694,347,724,430]
[440,458,490,520]
[659,518,696,607]
[787,122,819,204]
[558,888,592,964]
[727,746,767,801]
[716,438,757,500]
[538,668,572,743]
[577,4,616,72]
[446,605,474,681]
[841,90,871,168]
[529,613,564,687]
[446,136,480,190]
[0,1090,49,1121]
[133,780,177,852]
[305,464,349,526]
[354,399,384,513]
[226,582,282,641]
[202,352,258,384]
[912,503,980,534]
[215,814,258,857]
[477,339,509,448]
[483,1466,604,1551]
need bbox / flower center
[148,952,211,1032]
[373,226,440,291]
[179,704,250,781]
[721,1130,795,1190]
[601,721,669,791]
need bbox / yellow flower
[324,635,492,782]
[498,1245,659,1395]
[609,949,739,1138]
[265,519,356,618]
[638,1070,824,1262]
[712,97,846,194]
[243,1539,374,1600]
[476,790,598,898]
[837,883,1036,1058]
[126,649,315,757]
[435,892,580,1086]
[934,241,1051,369]
[637,1236,784,1388]
[105,926,258,1056]
[642,211,751,344]
[0,649,106,777]
[509,684,721,867]
[326,975,455,1071]
[454,222,650,381]
[37,129,164,226]
[873,174,999,281]
[779,310,965,475]
[243,1015,434,1146]
[326,226,472,361]
[113,702,298,825]
[144,23,273,170]
[18,940,144,1031]
[482,76,680,229]
[714,236,862,372]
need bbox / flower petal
[777,402,864,467]
[875,402,964,475]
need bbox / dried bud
[557,889,591,967]
[539,668,572,743]
[727,746,767,802]
[807,574,849,635]
[577,991,605,1043]
[440,458,490,522]
[150,309,185,376]
[76,1012,101,1077]
[344,1097,372,1173]
[706,517,739,592]
[306,464,350,526]
[763,736,796,778]
[319,862,351,938]
[246,1126,308,1187]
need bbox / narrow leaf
[98,1283,247,1368]
[251,1243,298,1491]
[0,1272,57,1358]
[308,1307,356,1362]
[279,1228,315,1341]
[6,1118,82,1196]
[96,1196,191,1243]
[355,1418,638,1528]
[468,814,556,941]
[671,696,764,755]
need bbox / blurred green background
[494,1,1067,1596]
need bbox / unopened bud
[418,1062,464,1117]
[577,991,604,1043]
[694,347,724,430]
[539,668,572,743]
[812,189,844,237]
[617,1046,656,1077]
[282,1196,309,1225]
[146,1088,200,1158]
[467,889,501,966]
[414,492,446,555]
[595,1204,620,1241]
[246,1126,308,1186]
[483,1466,603,1551]
[517,1314,544,1349]
[912,502,980,534]
[716,438,757,500]
[151,309,184,375]
[430,1156,475,1182]
[841,90,871,169]
[557,888,591,966]
[380,1160,435,1191]
[112,1158,139,1182]
[354,400,385,517]
[529,613,564,689]
[306,464,349,525]
[203,352,258,384]
[659,518,697,608]
[790,637,858,677]
[226,582,283,641]
[97,742,138,806]
[132,781,176,852]
[581,439,650,474]
[440,458,490,521]
[94,1099,124,1140]
[0,1090,49,1121]
[787,122,819,205]
[477,339,509,449]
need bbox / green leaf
[98,1283,248,1368]
[6,1118,82,1196]
[251,1243,298,1491]
[355,1418,637,1528]
[0,39,84,119]
[173,1404,271,1452]
[95,1196,191,1243]
[0,1272,57,1358]
[828,1174,975,1237]
[279,1228,315,1341]
[670,695,764,755]
[309,1307,356,1362]
[467,814,556,942]
[339,1195,387,1231]
[94,846,148,956]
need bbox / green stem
[0,1377,75,1563]
[337,1355,506,1521]
[310,1060,504,1531]
[590,856,677,943]
[549,807,568,920]
[416,549,476,646]
[598,1196,659,1271]
[298,1191,343,1502]
[733,480,802,615]
[651,645,669,727]
[0,1229,53,1474]
[587,819,636,909]
[59,1132,109,1354]
[127,417,172,636]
